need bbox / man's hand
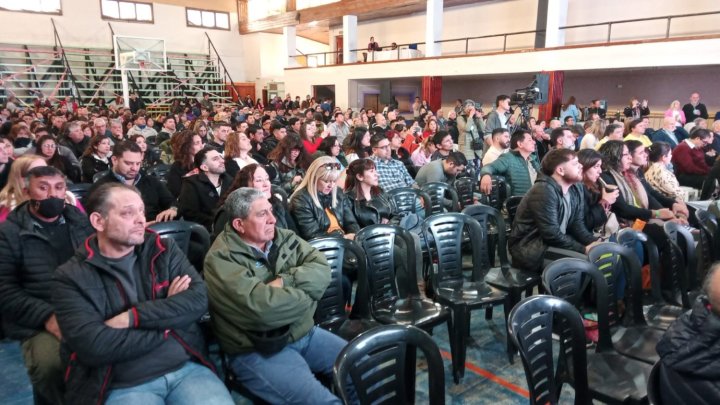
[267,277,284,288]
[672,202,689,217]
[480,175,493,195]
[104,312,130,329]
[155,207,177,223]
[168,275,191,297]
[45,314,62,340]
[344,233,356,240]
[584,240,602,255]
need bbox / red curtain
[422,76,442,112]
[538,71,564,122]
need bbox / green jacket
[204,226,330,355]
[480,150,540,196]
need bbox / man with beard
[508,148,599,272]
[177,148,232,232]
[480,129,540,196]
[482,128,510,166]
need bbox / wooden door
[226,82,255,104]
[363,93,379,113]
[335,35,343,65]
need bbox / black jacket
[656,297,720,404]
[508,176,595,272]
[345,189,396,228]
[0,203,93,340]
[91,172,176,221]
[260,135,280,158]
[289,188,360,240]
[271,159,305,195]
[177,172,233,231]
[599,171,674,223]
[60,136,90,159]
[80,155,111,183]
[166,162,190,198]
[582,184,608,234]
[52,233,211,405]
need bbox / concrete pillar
[343,15,358,64]
[425,0,443,57]
[283,26,299,68]
[120,69,130,108]
[545,0,569,48]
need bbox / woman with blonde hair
[289,156,359,241]
[0,155,80,221]
[665,100,686,126]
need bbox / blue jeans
[105,361,233,405]
[230,326,349,404]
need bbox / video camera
[510,79,541,106]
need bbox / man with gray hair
[93,117,112,138]
[109,118,127,146]
[205,187,352,404]
[59,121,90,159]
[656,263,720,404]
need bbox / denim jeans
[230,326,349,404]
[105,361,233,405]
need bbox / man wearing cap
[457,99,485,173]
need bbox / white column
[283,26,299,68]
[120,68,130,108]
[425,0,443,57]
[545,0,569,48]
[343,15,358,64]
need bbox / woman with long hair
[410,135,437,168]
[81,122,95,139]
[578,148,619,236]
[224,131,258,179]
[167,130,204,197]
[80,135,112,183]
[313,136,347,168]
[645,141,684,200]
[268,134,310,194]
[665,100,686,126]
[344,158,396,227]
[289,156,360,241]
[343,126,371,164]
[422,118,439,140]
[213,163,295,239]
[129,134,160,168]
[299,119,323,154]
[36,135,80,183]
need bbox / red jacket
[671,141,709,175]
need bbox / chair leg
[485,306,493,320]
[449,306,467,384]
[505,291,520,363]
[466,310,472,337]
[404,340,417,403]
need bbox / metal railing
[206,32,239,102]
[290,10,720,67]
[51,18,82,104]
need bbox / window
[186,8,230,30]
[101,0,153,23]
[0,0,61,15]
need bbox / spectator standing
[682,92,709,122]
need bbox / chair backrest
[309,237,370,325]
[387,187,432,218]
[647,361,662,405]
[617,228,663,302]
[454,176,475,210]
[542,258,614,352]
[504,195,523,226]
[333,325,445,405]
[421,182,460,214]
[695,209,717,266]
[479,175,507,210]
[587,242,647,327]
[147,163,171,184]
[67,183,92,202]
[662,222,695,308]
[696,209,719,260]
[423,213,488,293]
[148,220,210,257]
[461,204,510,267]
[355,225,420,304]
[92,170,110,183]
[508,295,590,405]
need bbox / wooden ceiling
[240,0,500,45]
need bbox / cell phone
[598,178,617,193]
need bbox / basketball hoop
[138,60,147,71]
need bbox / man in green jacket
[480,128,540,196]
[205,187,349,404]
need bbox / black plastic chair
[647,361,662,405]
[542,258,651,404]
[147,163,171,184]
[354,224,456,381]
[423,213,510,381]
[695,209,719,261]
[309,237,380,341]
[663,222,700,308]
[587,243,664,364]
[694,209,715,272]
[479,175,507,211]
[454,176,477,210]
[503,195,523,227]
[92,170,110,183]
[387,187,432,218]
[508,295,590,405]
[148,220,211,258]
[421,182,460,213]
[67,183,92,202]
[616,229,684,330]
[333,325,445,405]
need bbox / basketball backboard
[113,35,167,71]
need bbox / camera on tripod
[510,79,541,107]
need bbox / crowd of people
[0,87,718,404]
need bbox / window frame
[185,7,231,31]
[0,0,63,16]
[99,0,154,24]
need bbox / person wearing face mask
[0,166,94,404]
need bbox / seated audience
[127,114,157,139]
[204,187,351,404]
[645,142,684,200]
[579,119,605,150]
[52,183,233,405]
[410,136,436,168]
[0,166,93,404]
[207,122,231,153]
[269,134,310,194]
[129,134,161,168]
[59,121,90,159]
[549,127,576,151]
[482,128,510,165]
[651,116,688,148]
[289,156,360,240]
[80,134,112,183]
[167,130,204,198]
[224,131,258,179]
[701,156,720,200]
[624,118,653,147]
[344,158,397,227]
[177,147,233,231]
[343,126,371,164]
[594,122,624,151]
[36,134,80,183]
[260,120,287,158]
[415,151,467,187]
[430,130,454,161]
[578,149,619,237]
[0,138,10,189]
[508,149,599,272]
[480,129,539,196]
[300,118,323,154]
[672,128,712,189]
[369,134,416,192]
[312,136,346,169]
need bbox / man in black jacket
[508,149,599,272]
[656,263,720,404]
[90,141,177,223]
[52,183,233,405]
[0,166,94,404]
[177,147,232,231]
[59,121,90,159]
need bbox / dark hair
[298,119,316,142]
[446,151,468,167]
[36,135,70,174]
[598,140,626,172]
[577,148,602,171]
[541,148,575,176]
[510,129,530,149]
[26,165,64,183]
[603,123,621,139]
[690,128,711,140]
[628,118,644,133]
[112,139,143,157]
[432,130,450,146]
[270,120,284,132]
[82,134,109,158]
[288,117,300,127]
[550,127,567,147]
[171,130,201,171]
[247,125,262,137]
[624,139,644,156]
[345,158,381,200]
[563,116,574,123]
[219,163,264,207]
[317,136,340,156]
[85,183,140,217]
[345,126,370,158]
[648,142,671,162]
[370,134,387,148]
[193,146,217,170]
[491,128,507,139]
[267,134,310,170]
[495,94,510,107]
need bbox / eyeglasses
[41,143,57,149]
[323,162,341,170]
[374,144,390,150]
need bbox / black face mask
[31,197,65,218]
[14,138,32,148]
